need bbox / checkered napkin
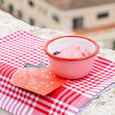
[0,30,115,115]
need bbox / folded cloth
[0,30,115,115]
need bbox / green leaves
[24,63,38,68]
[37,60,45,68]
[24,60,46,68]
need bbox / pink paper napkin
[0,30,115,115]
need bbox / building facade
[0,0,115,49]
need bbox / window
[8,4,13,14]
[112,41,115,50]
[53,15,59,22]
[28,1,34,7]
[0,0,4,3]
[29,18,35,25]
[97,12,109,19]
[72,17,83,30]
[17,10,22,19]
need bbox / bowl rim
[44,35,100,61]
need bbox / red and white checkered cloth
[0,30,115,115]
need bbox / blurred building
[0,0,115,49]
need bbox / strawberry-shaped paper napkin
[11,66,68,96]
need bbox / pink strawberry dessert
[53,44,90,58]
